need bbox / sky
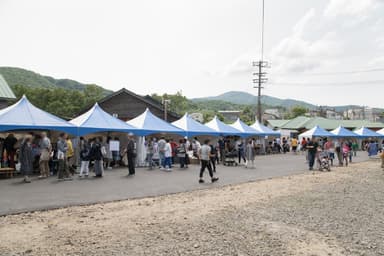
[0,0,383,108]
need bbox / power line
[273,67,384,76]
[269,79,384,87]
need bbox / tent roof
[0,74,16,99]
[377,128,384,135]
[230,118,264,136]
[127,108,184,136]
[171,113,219,136]
[250,120,280,136]
[299,125,335,139]
[330,126,359,138]
[353,126,383,138]
[0,95,77,134]
[205,116,242,136]
[70,103,143,136]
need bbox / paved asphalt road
[0,152,370,215]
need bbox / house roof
[98,88,179,119]
[267,119,289,128]
[0,74,16,99]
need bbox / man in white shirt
[198,139,219,183]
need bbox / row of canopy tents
[0,96,280,137]
[299,125,384,139]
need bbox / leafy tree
[287,106,308,119]
[240,106,255,125]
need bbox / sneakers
[198,179,204,183]
[166,168,172,172]
[211,177,219,183]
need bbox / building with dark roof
[95,88,179,122]
[0,74,16,109]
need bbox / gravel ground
[0,159,383,256]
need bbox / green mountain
[0,67,112,95]
[192,91,317,110]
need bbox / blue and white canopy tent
[127,108,184,136]
[377,128,384,136]
[0,95,77,134]
[298,125,335,139]
[171,113,220,137]
[70,103,144,136]
[353,126,383,138]
[230,118,265,137]
[330,126,360,138]
[250,120,280,137]
[204,116,242,136]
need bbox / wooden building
[0,75,16,110]
[96,88,179,122]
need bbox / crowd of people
[1,131,383,183]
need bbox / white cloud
[324,0,378,18]
[269,8,342,74]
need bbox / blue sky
[0,0,383,107]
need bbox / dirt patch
[1,160,383,255]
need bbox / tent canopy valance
[0,95,77,134]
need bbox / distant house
[93,88,179,122]
[218,110,241,122]
[0,74,16,109]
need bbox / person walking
[209,141,217,172]
[152,138,160,167]
[334,139,343,166]
[245,139,255,168]
[342,142,350,167]
[306,137,318,171]
[19,136,33,183]
[198,139,219,183]
[218,137,225,164]
[125,133,136,176]
[57,133,72,181]
[291,137,298,154]
[38,132,51,178]
[237,139,246,165]
[184,137,190,168]
[79,138,90,178]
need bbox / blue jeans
[308,152,316,169]
[164,157,172,169]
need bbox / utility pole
[253,61,269,122]
[162,98,171,121]
[252,0,269,123]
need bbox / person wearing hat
[125,133,136,176]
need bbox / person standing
[89,138,104,177]
[291,137,298,154]
[125,133,136,176]
[306,137,318,171]
[79,138,90,178]
[334,139,343,166]
[177,139,186,168]
[245,139,255,168]
[352,140,359,157]
[237,139,246,165]
[157,136,166,168]
[152,138,160,167]
[146,138,154,170]
[163,139,172,171]
[66,135,75,175]
[57,133,72,181]
[19,136,33,183]
[198,139,219,183]
[39,132,51,178]
[218,137,225,164]
[3,133,17,168]
[184,137,191,168]
[342,142,350,166]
